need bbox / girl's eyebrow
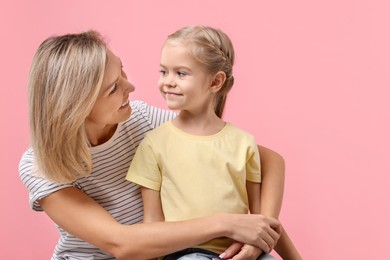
[160,64,191,71]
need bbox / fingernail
[219,253,226,259]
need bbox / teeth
[121,100,129,107]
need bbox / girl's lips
[165,91,181,95]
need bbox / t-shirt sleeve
[18,149,74,211]
[126,135,162,191]
[133,100,176,129]
[246,138,261,183]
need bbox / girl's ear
[210,71,226,93]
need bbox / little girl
[127,25,301,260]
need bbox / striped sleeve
[133,100,176,129]
[18,148,73,211]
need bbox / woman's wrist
[208,213,232,239]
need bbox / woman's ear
[210,71,226,93]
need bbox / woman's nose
[123,79,135,94]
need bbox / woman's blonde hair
[28,30,107,183]
[167,25,235,118]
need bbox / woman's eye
[159,69,167,76]
[110,84,118,95]
[122,70,128,79]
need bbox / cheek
[90,99,114,118]
[87,107,102,123]
[157,78,164,89]
[89,101,101,117]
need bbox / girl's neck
[172,110,225,136]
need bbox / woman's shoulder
[130,100,147,110]
[129,100,176,129]
[19,147,34,171]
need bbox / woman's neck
[85,122,118,146]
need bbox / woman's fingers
[226,213,281,252]
[255,216,281,252]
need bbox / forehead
[101,49,121,90]
[160,42,197,66]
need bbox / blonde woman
[19,30,283,260]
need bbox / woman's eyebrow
[104,59,122,92]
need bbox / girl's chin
[165,101,180,109]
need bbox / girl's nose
[165,77,176,87]
[169,81,176,87]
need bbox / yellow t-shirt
[126,121,261,254]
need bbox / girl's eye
[177,71,186,77]
[109,84,118,95]
[159,69,167,76]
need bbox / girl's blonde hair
[28,30,107,183]
[167,25,235,118]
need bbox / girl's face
[86,49,135,127]
[158,42,215,114]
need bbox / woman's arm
[39,186,281,260]
[257,145,285,217]
[258,145,302,259]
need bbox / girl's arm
[221,145,301,259]
[141,187,165,223]
[226,181,265,259]
[39,186,281,260]
[219,145,284,260]
[141,187,164,260]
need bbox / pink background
[1,0,389,259]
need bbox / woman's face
[86,49,135,127]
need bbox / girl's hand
[215,242,263,260]
[216,242,243,259]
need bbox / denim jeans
[163,248,275,260]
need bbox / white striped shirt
[19,101,176,260]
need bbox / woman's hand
[224,214,281,253]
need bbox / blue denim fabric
[163,248,275,260]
